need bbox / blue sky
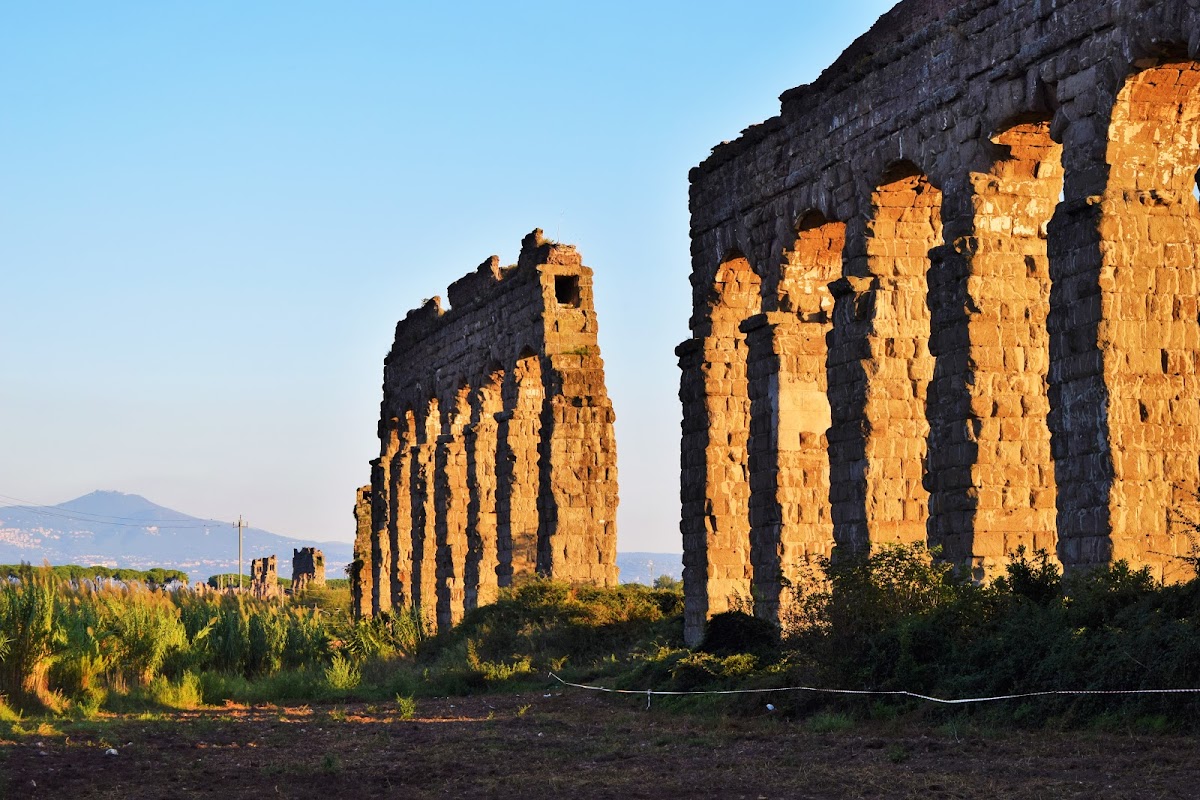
[0,1,896,551]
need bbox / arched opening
[863,163,942,546]
[777,212,845,320]
[961,119,1062,574]
[1101,60,1200,580]
[748,215,844,627]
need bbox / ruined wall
[292,547,325,593]
[250,555,280,600]
[355,230,619,628]
[351,486,373,618]
[682,0,1200,644]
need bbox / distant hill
[617,552,682,585]
[0,490,682,588]
[0,491,353,583]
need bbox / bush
[324,655,361,692]
[698,612,778,658]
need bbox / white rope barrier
[548,672,1200,710]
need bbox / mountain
[0,491,353,583]
[0,490,682,587]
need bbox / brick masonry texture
[680,0,1200,644]
[353,230,619,629]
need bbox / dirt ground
[1,691,1197,799]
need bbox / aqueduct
[352,231,618,629]
[680,0,1200,643]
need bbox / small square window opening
[555,275,582,307]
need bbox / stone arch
[780,211,845,318]
[696,250,762,333]
[861,162,943,547]
[496,348,545,586]
[465,365,506,610]
[1098,59,1200,580]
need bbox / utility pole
[234,515,247,591]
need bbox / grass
[806,712,855,734]
[6,547,1200,734]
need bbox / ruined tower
[249,555,280,600]
[291,547,325,593]
[355,230,619,628]
[681,0,1200,643]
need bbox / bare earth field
[1,692,1196,799]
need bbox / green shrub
[698,612,778,658]
[147,672,203,710]
[324,655,361,691]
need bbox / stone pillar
[387,412,416,611]
[678,255,760,646]
[351,486,373,619]
[540,265,619,585]
[411,400,440,625]
[862,169,941,547]
[435,390,471,629]
[827,271,875,554]
[465,372,504,610]
[743,313,834,627]
[369,457,392,615]
[930,123,1062,576]
[678,339,711,644]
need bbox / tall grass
[0,566,349,712]
[0,567,62,707]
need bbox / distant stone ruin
[353,230,619,628]
[250,555,281,599]
[680,0,1200,643]
[291,547,325,593]
[351,486,373,618]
